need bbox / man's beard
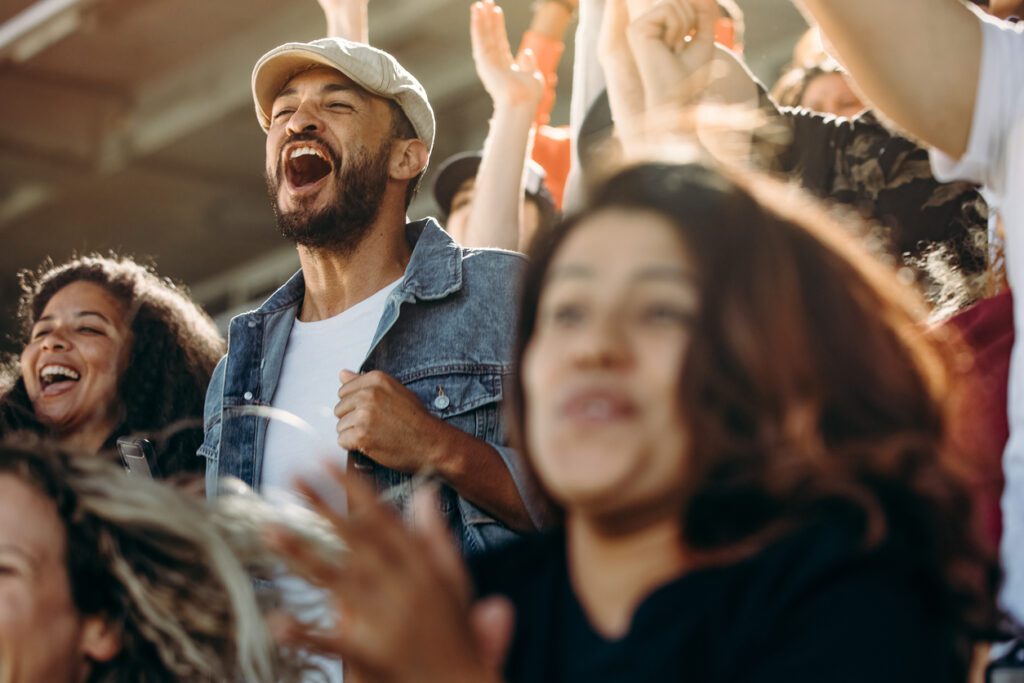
[266,136,390,254]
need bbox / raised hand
[627,0,719,111]
[471,0,545,108]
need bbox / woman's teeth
[40,364,80,385]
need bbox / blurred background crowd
[0,0,809,340]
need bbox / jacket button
[247,320,257,328]
[434,394,450,410]
[243,391,253,401]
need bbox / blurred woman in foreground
[0,255,224,477]
[267,162,1000,682]
[0,437,313,682]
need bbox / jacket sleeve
[199,355,227,499]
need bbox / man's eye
[327,102,354,111]
[77,327,101,335]
[272,108,294,120]
[31,328,50,340]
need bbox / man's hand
[266,467,513,683]
[627,0,718,111]
[472,0,545,109]
[335,370,447,473]
[336,370,537,532]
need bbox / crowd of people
[3,0,1024,680]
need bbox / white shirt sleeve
[930,14,1024,626]
[563,0,607,213]
[929,15,1024,194]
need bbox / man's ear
[389,138,429,182]
[80,615,122,664]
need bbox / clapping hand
[265,465,515,683]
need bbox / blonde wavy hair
[0,436,324,683]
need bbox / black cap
[432,150,555,218]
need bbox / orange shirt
[518,30,571,209]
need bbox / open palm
[471,0,545,107]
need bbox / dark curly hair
[511,162,1003,666]
[0,255,225,477]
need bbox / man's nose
[286,101,324,137]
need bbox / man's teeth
[40,365,80,382]
[289,146,328,161]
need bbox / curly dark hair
[0,255,225,477]
[511,162,1003,664]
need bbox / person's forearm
[603,59,646,149]
[427,422,535,532]
[794,0,982,157]
[529,0,575,40]
[464,102,536,251]
[702,47,760,107]
[326,3,368,41]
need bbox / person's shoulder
[469,530,563,600]
[460,246,529,270]
[458,246,529,297]
[725,521,962,682]
[736,520,914,604]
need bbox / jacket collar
[251,217,461,316]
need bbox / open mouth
[284,145,334,190]
[39,364,80,394]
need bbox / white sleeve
[929,16,1024,194]
[563,0,607,213]
[930,15,1024,626]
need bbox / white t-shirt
[262,278,401,502]
[930,14,1024,622]
[260,278,401,683]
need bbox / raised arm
[518,0,578,127]
[462,0,544,251]
[599,0,758,152]
[317,0,369,42]
[794,0,982,158]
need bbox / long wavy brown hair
[510,162,1001,642]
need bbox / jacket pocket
[401,367,518,551]
[400,368,504,443]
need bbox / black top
[471,523,963,683]
[576,89,989,286]
[773,105,988,279]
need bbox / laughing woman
[267,162,1001,683]
[0,255,224,477]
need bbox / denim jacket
[200,218,546,555]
